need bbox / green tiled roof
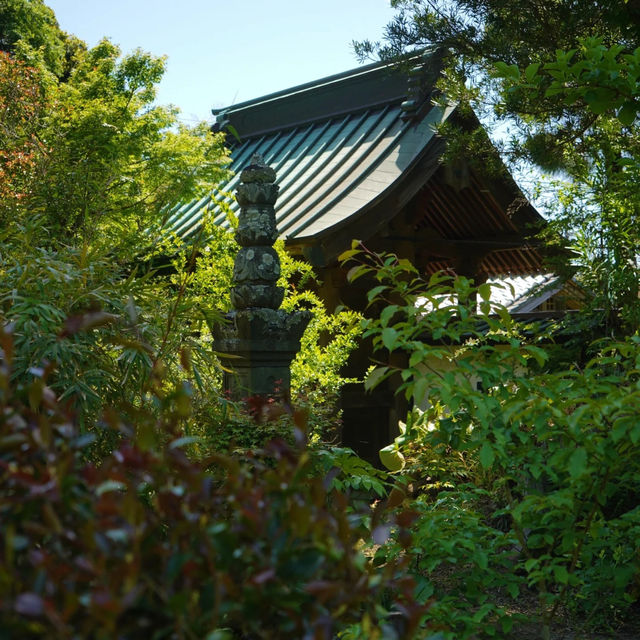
[164,57,452,249]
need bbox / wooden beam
[385,233,542,249]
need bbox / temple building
[164,54,569,460]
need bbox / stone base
[213,308,311,400]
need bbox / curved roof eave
[286,123,450,268]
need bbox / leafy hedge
[0,325,430,639]
[344,245,640,637]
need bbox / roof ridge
[211,60,397,117]
[211,52,441,140]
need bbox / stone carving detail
[213,154,311,400]
[230,154,284,310]
[234,206,278,245]
[230,284,284,311]
[236,183,279,206]
[233,247,280,284]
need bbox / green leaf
[346,265,367,282]
[612,416,630,443]
[397,258,418,273]
[409,349,425,368]
[381,327,399,351]
[524,345,548,366]
[583,87,617,114]
[568,447,588,479]
[494,61,520,82]
[475,550,488,570]
[224,123,241,143]
[364,366,389,391]
[479,442,495,469]
[618,101,638,126]
[525,62,541,81]
[472,603,494,622]
[478,282,491,302]
[338,248,360,262]
[379,304,398,326]
[545,84,566,97]
[553,565,569,585]
[411,376,429,405]
[501,616,515,633]
[367,285,388,303]
[379,444,404,471]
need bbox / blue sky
[46,0,397,124]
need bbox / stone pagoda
[213,155,310,400]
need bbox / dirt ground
[427,565,640,639]
[511,621,640,640]
[508,598,640,639]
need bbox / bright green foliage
[283,261,362,440]
[0,240,148,424]
[1,11,230,248]
[191,220,239,314]
[312,446,390,498]
[0,14,231,427]
[494,38,640,125]
[345,246,640,637]
[0,0,69,76]
[493,36,640,332]
[28,39,229,247]
[279,240,363,422]
[0,325,429,639]
[190,223,363,443]
[0,223,231,440]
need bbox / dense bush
[344,245,640,638]
[0,324,433,639]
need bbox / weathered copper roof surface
[165,101,450,242]
[164,59,452,242]
[164,57,545,275]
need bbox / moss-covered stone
[214,156,310,399]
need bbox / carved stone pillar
[213,155,311,400]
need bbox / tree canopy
[0,4,232,423]
[0,29,229,251]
